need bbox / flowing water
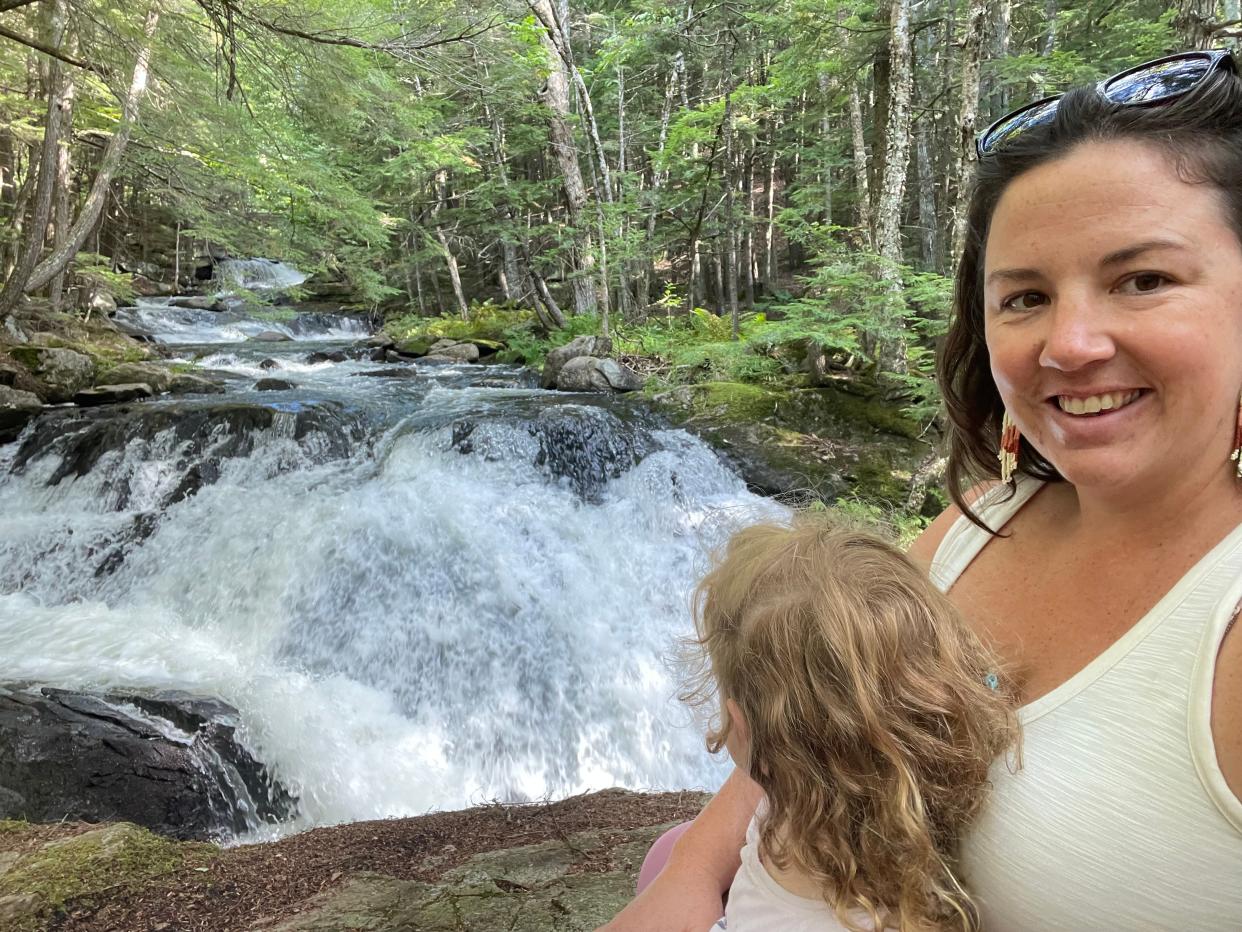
[0,299,778,838]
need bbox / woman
[606,51,1242,931]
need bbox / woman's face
[983,139,1242,494]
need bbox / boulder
[167,373,226,395]
[130,274,175,297]
[394,336,433,357]
[258,358,281,370]
[255,378,295,391]
[73,383,154,407]
[541,335,613,388]
[0,685,295,839]
[417,354,458,366]
[305,350,347,364]
[17,346,95,403]
[352,367,418,379]
[250,331,293,343]
[0,385,42,443]
[88,291,117,315]
[98,362,172,393]
[169,295,226,312]
[555,356,644,393]
[428,339,480,362]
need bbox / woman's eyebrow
[1099,239,1188,266]
[984,266,1042,287]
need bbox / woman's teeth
[1056,390,1141,416]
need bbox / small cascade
[215,258,307,292]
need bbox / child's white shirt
[710,809,881,932]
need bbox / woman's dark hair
[939,66,1242,529]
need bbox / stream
[0,283,777,838]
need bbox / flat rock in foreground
[1,788,708,932]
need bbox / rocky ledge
[0,789,707,932]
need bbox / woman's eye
[1000,291,1047,312]
[1118,272,1170,295]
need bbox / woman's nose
[1036,298,1116,372]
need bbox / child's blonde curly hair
[683,514,1018,932]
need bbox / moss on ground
[0,823,216,931]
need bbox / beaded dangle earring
[1231,392,1242,479]
[1000,411,1021,484]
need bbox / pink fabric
[636,820,694,894]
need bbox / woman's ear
[724,698,751,770]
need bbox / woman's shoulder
[907,481,1001,566]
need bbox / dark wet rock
[9,401,364,507]
[0,385,42,443]
[130,274,176,298]
[451,406,654,502]
[305,350,347,364]
[167,373,226,395]
[555,356,644,393]
[258,358,282,371]
[74,383,154,407]
[0,685,296,840]
[353,367,418,379]
[255,378,295,391]
[109,317,158,343]
[251,330,293,343]
[541,335,613,389]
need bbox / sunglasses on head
[976,49,1237,157]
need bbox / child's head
[684,514,1017,932]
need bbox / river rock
[259,358,281,370]
[0,386,42,443]
[428,339,480,362]
[555,356,644,393]
[394,336,432,357]
[74,383,154,407]
[0,685,296,839]
[306,350,347,364]
[353,367,418,378]
[251,331,293,343]
[16,346,95,403]
[541,335,613,388]
[255,378,295,391]
[131,274,175,297]
[88,291,117,315]
[169,295,226,312]
[99,362,173,393]
[167,372,226,395]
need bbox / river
[0,289,776,838]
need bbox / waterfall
[0,357,777,837]
[215,258,307,292]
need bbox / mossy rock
[394,336,434,357]
[0,822,216,931]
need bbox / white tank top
[930,478,1242,931]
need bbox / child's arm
[599,767,763,932]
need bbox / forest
[1,0,1224,407]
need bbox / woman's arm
[600,767,763,932]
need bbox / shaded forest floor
[0,789,709,932]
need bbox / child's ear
[725,697,750,746]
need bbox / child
[684,515,1018,932]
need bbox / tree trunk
[722,84,739,339]
[874,0,914,374]
[764,126,779,284]
[819,73,833,226]
[1042,0,1058,55]
[23,2,159,296]
[530,0,596,315]
[431,169,469,320]
[0,0,68,316]
[1174,0,1216,49]
[916,118,938,270]
[950,0,987,265]
[849,84,874,248]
